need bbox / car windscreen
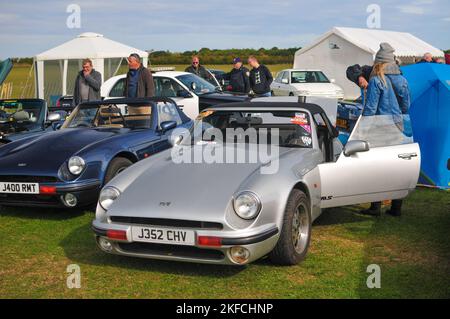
[291,71,330,84]
[0,100,45,127]
[63,104,152,129]
[189,110,313,148]
[176,74,217,95]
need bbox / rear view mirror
[344,140,370,157]
[160,120,177,133]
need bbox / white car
[101,71,223,119]
[271,69,344,99]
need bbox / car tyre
[269,189,311,265]
[104,157,133,184]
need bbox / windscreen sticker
[300,124,312,134]
[290,113,308,125]
[301,136,312,146]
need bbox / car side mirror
[330,79,336,83]
[190,82,197,91]
[169,133,184,146]
[343,140,370,157]
[281,78,289,84]
[47,112,62,122]
[160,120,177,133]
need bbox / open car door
[318,115,421,208]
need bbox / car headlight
[99,187,121,211]
[233,191,261,220]
[68,156,85,175]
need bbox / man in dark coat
[248,56,273,97]
[123,53,155,98]
[185,56,212,81]
[73,58,102,106]
[224,57,251,93]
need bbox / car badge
[159,202,171,207]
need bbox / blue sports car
[0,97,192,208]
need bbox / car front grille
[109,216,223,230]
[0,175,58,183]
[117,242,225,261]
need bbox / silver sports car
[92,102,420,266]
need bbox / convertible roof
[209,102,327,115]
[79,97,176,107]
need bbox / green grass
[2,64,291,99]
[0,188,449,299]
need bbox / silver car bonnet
[105,144,292,223]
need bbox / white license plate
[131,226,195,246]
[0,182,39,194]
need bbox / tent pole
[63,59,68,96]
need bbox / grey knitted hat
[374,42,396,64]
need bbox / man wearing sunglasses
[185,55,212,81]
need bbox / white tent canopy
[294,27,445,99]
[34,32,148,101]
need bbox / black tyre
[104,157,133,184]
[269,189,311,265]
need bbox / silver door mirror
[281,78,289,84]
[343,140,370,157]
[330,79,336,83]
[47,112,62,122]
[169,134,184,146]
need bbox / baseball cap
[233,57,242,64]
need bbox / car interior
[96,104,152,129]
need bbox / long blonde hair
[371,63,388,87]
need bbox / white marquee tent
[293,27,445,99]
[34,32,148,101]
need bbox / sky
[0,0,449,58]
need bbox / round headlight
[233,191,261,220]
[68,156,85,175]
[99,187,121,211]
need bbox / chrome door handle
[398,153,417,160]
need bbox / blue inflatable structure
[401,63,450,190]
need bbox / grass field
[0,188,449,299]
[3,63,291,99]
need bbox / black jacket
[225,66,251,93]
[123,65,155,98]
[73,69,102,106]
[249,65,273,94]
[185,64,212,81]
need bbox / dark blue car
[0,97,192,208]
[0,99,64,146]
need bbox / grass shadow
[0,205,89,220]
[314,205,373,226]
[60,221,245,278]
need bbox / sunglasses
[192,62,199,64]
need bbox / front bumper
[92,220,279,265]
[0,179,101,208]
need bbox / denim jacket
[363,74,410,116]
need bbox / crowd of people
[72,53,275,104]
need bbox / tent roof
[296,27,444,58]
[35,32,148,61]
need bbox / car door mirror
[177,90,192,98]
[343,140,370,157]
[190,82,197,91]
[169,133,184,146]
[330,79,336,83]
[47,112,62,122]
[160,120,177,133]
[281,78,289,84]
